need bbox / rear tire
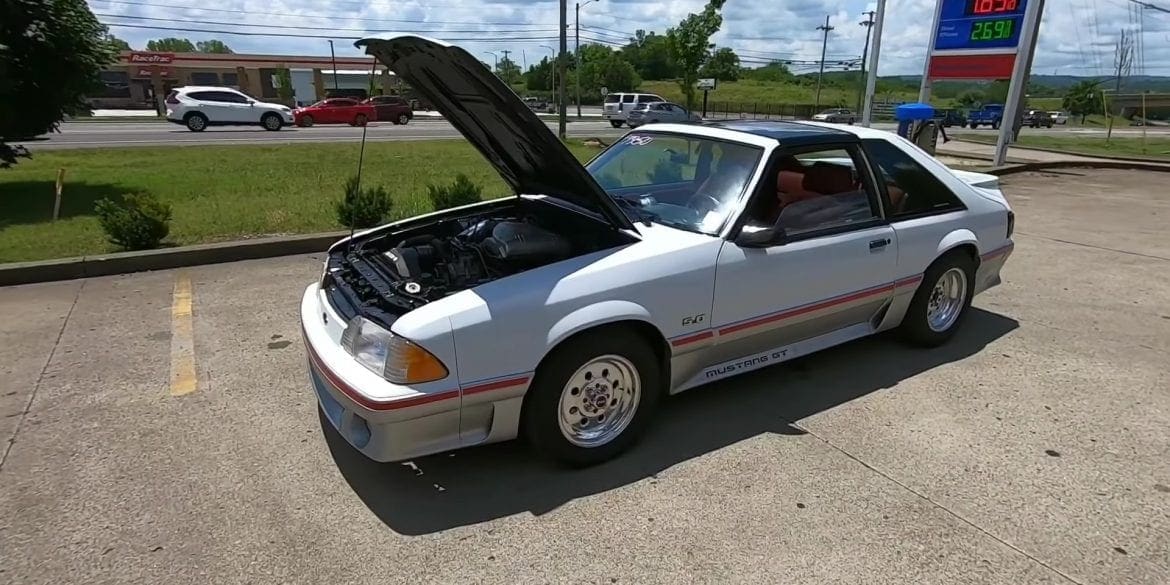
[185,112,208,132]
[396,113,409,125]
[261,113,282,131]
[899,251,977,347]
[992,120,1001,130]
[523,328,660,466]
[610,120,623,128]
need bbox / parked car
[522,96,556,113]
[625,101,702,128]
[293,98,377,127]
[304,35,1017,466]
[164,86,293,132]
[811,108,856,124]
[603,92,666,128]
[934,109,967,128]
[967,104,1005,129]
[362,95,413,125]
[1049,111,1069,125]
[1022,109,1054,128]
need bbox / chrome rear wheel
[927,267,968,332]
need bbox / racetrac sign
[128,52,174,64]
[927,0,1026,80]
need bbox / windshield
[585,132,763,235]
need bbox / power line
[102,22,572,42]
[90,0,558,26]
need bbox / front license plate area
[310,363,346,429]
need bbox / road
[1,169,1168,584]
[31,119,1168,150]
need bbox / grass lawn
[959,134,1170,161]
[0,141,599,264]
[637,80,921,110]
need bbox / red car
[293,98,377,127]
[361,95,414,125]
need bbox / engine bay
[379,217,572,302]
[324,199,634,320]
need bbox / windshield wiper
[611,195,654,227]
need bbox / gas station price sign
[934,0,1027,51]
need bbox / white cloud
[92,0,1170,76]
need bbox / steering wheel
[686,191,722,214]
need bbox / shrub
[426,173,482,211]
[335,175,393,229]
[94,193,172,250]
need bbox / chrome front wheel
[926,267,968,332]
[556,355,641,448]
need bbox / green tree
[496,56,522,84]
[145,37,196,52]
[596,53,640,92]
[525,57,556,91]
[666,0,727,109]
[986,80,1010,104]
[622,30,677,80]
[955,90,985,109]
[1062,79,1102,123]
[195,39,233,54]
[275,68,295,102]
[105,33,131,51]
[699,47,739,82]
[1,0,115,168]
[742,61,794,83]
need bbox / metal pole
[575,2,581,118]
[328,40,339,90]
[558,0,568,139]
[993,0,1045,166]
[1142,91,1148,153]
[917,0,945,103]
[857,11,875,114]
[814,15,833,111]
[861,0,886,127]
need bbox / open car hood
[356,35,634,231]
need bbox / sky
[92,0,1170,77]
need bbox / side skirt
[672,321,876,394]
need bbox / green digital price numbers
[969,18,1014,41]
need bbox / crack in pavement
[0,280,85,475]
[793,422,1087,585]
[1016,231,1170,262]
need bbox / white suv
[602,92,666,128]
[165,86,294,132]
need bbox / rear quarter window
[604,94,620,103]
[862,139,965,218]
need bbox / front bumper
[300,284,462,462]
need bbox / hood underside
[356,35,634,232]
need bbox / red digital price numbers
[966,0,1019,15]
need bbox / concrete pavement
[1,170,1167,584]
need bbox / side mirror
[247,100,255,106]
[736,227,783,248]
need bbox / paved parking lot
[1,169,1167,584]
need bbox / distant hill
[802,71,1170,93]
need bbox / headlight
[341,317,448,384]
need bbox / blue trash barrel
[895,102,935,138]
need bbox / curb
[0,231,347,287]
[952,138,1170,165]
[986,160,1170,176]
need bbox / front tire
[523,328,660,466]
[261,113,283,131]
[299,115,314,128]
[899,251,977,347]
[354,114,368,126]
[185,113,208,132]
[610,120,623,128]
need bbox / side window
[862,139,965,217]
[746,145,881,237]
[621,94,635,103]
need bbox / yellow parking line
[170,272,197,396]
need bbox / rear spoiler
[950,168,1000,190]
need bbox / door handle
[869,238,890,250]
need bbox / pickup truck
[967,104,1005,129]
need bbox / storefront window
[97,71,131,98]
[222,72,239,87]
[190,72,220,85]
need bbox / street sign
[600,86,608,96]
[697,78,717,90]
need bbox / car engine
[379,217,572,302]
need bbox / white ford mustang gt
[301,35,1015,466]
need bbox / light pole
[575,0,598,118]
[482,51,498,73]
[857,11,875,113]
[540,45,557,94]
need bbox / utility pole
[558,0,568,138]
[328,40,339,90]
[861,0,887,126]
[574,0,597,118]
[501,49,512,66]
[814,15,834,111]
[857,11,875,113]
